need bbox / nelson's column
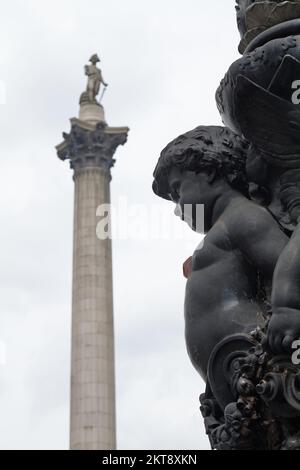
[56,54,129,450]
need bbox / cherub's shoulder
[230,197,271,219]
[226,198,278,236]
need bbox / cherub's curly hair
[152,126,250,200]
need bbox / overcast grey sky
[0,0,240,450]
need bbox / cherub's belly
[184,266,259,379]
[185,265,255,318]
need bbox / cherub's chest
[192,227,232,270]
[192,242,226,272]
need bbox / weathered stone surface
[56,121,128,176]
[70,167,116,450]
[79,102,106,126]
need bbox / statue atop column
[80,53,108,105]
[56,54,129,450]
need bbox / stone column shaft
[57,117,128,450]
[70,167,115,450]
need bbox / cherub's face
[167,166,216,232]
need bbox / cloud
[0,0,238,450]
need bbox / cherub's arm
[231,204,288,279]
[231,202,300,353]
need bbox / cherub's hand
[267,310,300,354]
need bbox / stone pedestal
[56,107,128,450]
[79,102,106,126]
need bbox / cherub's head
[153,126,249,232]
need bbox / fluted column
[57,116,128,450]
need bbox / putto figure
[153,126,300,450]
[80,53,108,104]
[153,126,288,381]
[152,0,300,447]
